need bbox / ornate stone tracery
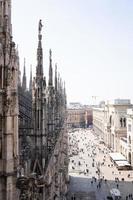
[17,20,68,200]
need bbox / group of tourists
[68,128,133,200]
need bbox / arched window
[129,135,131,144]
[123,118,126,127]
[38,88,39,98]
[109,115,112,125]
[120,118,123,127]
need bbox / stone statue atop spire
[36,19,43,78]
[38,19,43,34]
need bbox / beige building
[105,99,132,152]
[93,107,105,139]
[93,99,132,152]
[126,108,133,165]
[67,103,92,129]
[93,99,133,168]
[119,137,128,159]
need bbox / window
[120,118,123,127]
[123,118,126,127]
[109,115,112,125]
[128,124,131,132]
[129,136,131,144]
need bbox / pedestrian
[116,183,119,188]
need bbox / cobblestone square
[68,128,133,200]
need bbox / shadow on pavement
[67,175,133,200]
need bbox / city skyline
[12,0,133,104]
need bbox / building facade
[93,99,132,152]
[126,109,133,165]
[67,103,92,129]
[93,107,105,139]
[105,99,132,152]
[0,1,68,199]
[16,21,68,200]
[0,0,19,199]
[93,100,133,167]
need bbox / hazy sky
[12,0,133,104]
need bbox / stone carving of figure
[38,19,43,33]
[120,118,123,127]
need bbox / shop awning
[109,152,127,161]
[115,160,130,167]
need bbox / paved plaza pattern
[67,128,133,200]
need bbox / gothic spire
[63,81,67,105]
[0,0,12,34]
[48,49,53,86]
[36,19,43,79]
[55,63,57,92]
[58,72,60,92]
[22,58,27,91]
[29,64,32,92]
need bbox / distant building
[93,99,132,151]
[85,107,93,128]
[67,103,92,128]
[93,99,133,168]
[93,107,105,139]
[126,108,133,165]
[104,99,132,152]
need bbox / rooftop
[108,99,131,105]
[68,102,91,110]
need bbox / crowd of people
[68,128,133,200]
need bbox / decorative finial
[24,58,26,75]
[48,49,53,86]
[49,49,52,57]
[38,19,43,34]
[49,49,52,67]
